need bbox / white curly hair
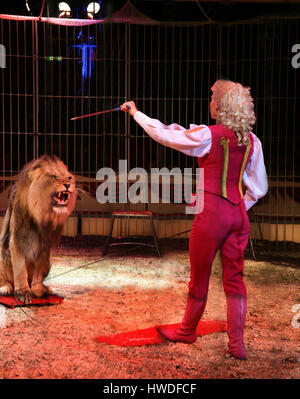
[211,80,256,145]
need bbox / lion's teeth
[53,191,70,205]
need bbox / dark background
[2,1,300,22]
[0,1,299,182]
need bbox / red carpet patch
[0,295,64,309]
[95,319,227,346]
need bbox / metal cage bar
[0,16,299,250]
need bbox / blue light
[71,1,102,80]
[72,43,96,79]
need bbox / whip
[71,105,131,121]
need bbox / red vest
[197,124,254,204]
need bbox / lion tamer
[0,155,76,304]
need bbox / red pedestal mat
[0,295,64,309]
[95,319,227,347]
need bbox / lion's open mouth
[52,191,70,207]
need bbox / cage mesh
[0,12,299,249]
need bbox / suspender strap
[238,141,252,198]
[220,137,230,199]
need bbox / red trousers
[188,192,250,300]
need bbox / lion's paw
[15,288,32,304]
[31,284,52,298]
[0,284,13,296]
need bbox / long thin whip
[71,105,131,121]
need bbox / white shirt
[134,111,268,211]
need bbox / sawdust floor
[0,243,299,379]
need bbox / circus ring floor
[0,242,299,379]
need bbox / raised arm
[121,101,212,158]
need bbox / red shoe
[226,295,247,360]
[157,325,197,343]
[226,348,247,360]
[157,295,207,344]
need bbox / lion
[0,155,76,304]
